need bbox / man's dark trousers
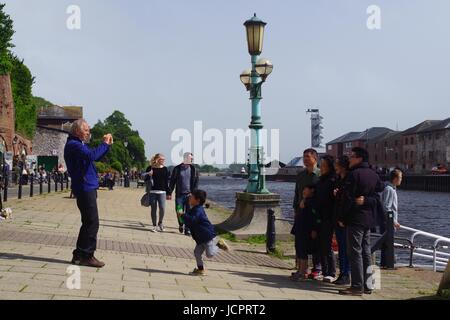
[347,224,372,291]
[74,190,99,259]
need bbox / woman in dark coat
[315,155,337,282]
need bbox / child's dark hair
[304,184,316,192]
[389,168,403,181]
[191,189,207,205]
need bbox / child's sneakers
[190,268,206,276]
[323,275,336,283]
[308,270,322,280]
[216,239,230,251]
[151,226,158,233]
[290,271,309,281]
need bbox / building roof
[418,117,450,133]
[286,157,303,167]
[37,106,83,120]
[401,120,440,135]
[370,130,402,143]
[327,127,393,144]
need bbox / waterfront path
[0,187,443,300]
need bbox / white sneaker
[151,226,158,233]
[323,275,335,283]
[158,223,165,232]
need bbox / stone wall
[32,127,69,169]
[417,129,450,173]
[0,74,15,152]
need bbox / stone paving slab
[0,187,443,300]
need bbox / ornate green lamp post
[240,13,273,194]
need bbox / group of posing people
[291,147,402,296]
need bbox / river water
[200,176,450,266]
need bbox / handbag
[140,192,151,207]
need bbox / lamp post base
[215,192,292,240]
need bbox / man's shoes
[323,275,336,283]
[178,225,184,234]
[364,287,373,295]
[338,287,363,296]
[184,230,191,236]
[190,268,206,276]
[71,256,105,268]
[217,239,230,251]
[333,274,351,286]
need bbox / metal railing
[399,225,450,271]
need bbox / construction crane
[306,108,324,149]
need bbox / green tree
[0,3,14,75]
[90,110,147,171]
[10,55,36,139]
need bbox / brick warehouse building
[326,118,450,174]
[0,74,33,162]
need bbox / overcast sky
[4,0,450,165]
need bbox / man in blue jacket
[64,119,112,268]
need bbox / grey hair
[70,119,88,136]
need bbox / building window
[405,151,408,160]
[395,140,398,146]
[410,151,414,158]
[327,145,332,151]
[435,133,440,140]
[429,151,434,161]
[428,134,432,140]
[375,155,378,162]
[410,137,414,144]
[395,153,398,160]
[405,138,408,145]
[345,142,352,148]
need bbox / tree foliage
[0,3,14,75]
[10,55,36,139]
[90,110,147,172]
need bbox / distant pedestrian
[316,155,336,282]
[339,147,385,296]
[145,154,171,233]
[179,189,229,276]
[290,185,320,281]
[332,155,351,285]
[64,119,112,268]
[292,148,322,279]
[169,152,199,236]
[377,168,403,267]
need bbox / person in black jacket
[332,155,351,285]
[290,184,320,281]
[169,152,199,236]
[145,154,171,232]
[315,155,336,282]
[339,147,385,296]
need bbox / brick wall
[0,74,15,152]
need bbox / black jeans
[319,219,336,277]
[74,190,99,259]
[347,224,372,290]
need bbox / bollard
[39,177,43,195]
[55,177,58,192]
[66,177,69,190]
[3,175,7,202]
[18,180,22,199]
[30,174,34,197]
[48,177,51,193]
[266,208,276,253]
